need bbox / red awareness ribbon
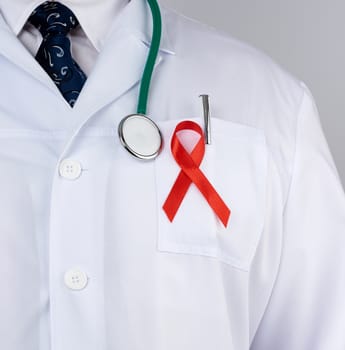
[163,121,231,227]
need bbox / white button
[64,269,88,290]
[59,159,82,180]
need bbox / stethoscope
[118,0,165,160]
[118,0,212,160]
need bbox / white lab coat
[0,0,344,349]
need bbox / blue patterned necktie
[28,1,87,107]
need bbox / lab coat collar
[0,0,175,71]
[0,12,60,95]
[0,0,174,55]
[0,0,175,113]
[107,0,175,55]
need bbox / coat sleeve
[250,83,345,349]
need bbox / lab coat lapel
[72,28,159,122]
[69,0,175,122]
[0,13,60,97]
[58,0,175,156]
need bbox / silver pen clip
[199,94,211,145]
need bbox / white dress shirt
[0,0,345,349]
[0,0,129,75]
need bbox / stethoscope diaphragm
[118,114,163,160]
[117,0,163,160]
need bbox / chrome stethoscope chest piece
[118,114,163,160]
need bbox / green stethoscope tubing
[137,0,162,115]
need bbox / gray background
[162,0,345,186]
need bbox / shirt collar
[0,0,175,55]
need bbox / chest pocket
[154,117,268,271]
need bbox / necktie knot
[28,1,79,37]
